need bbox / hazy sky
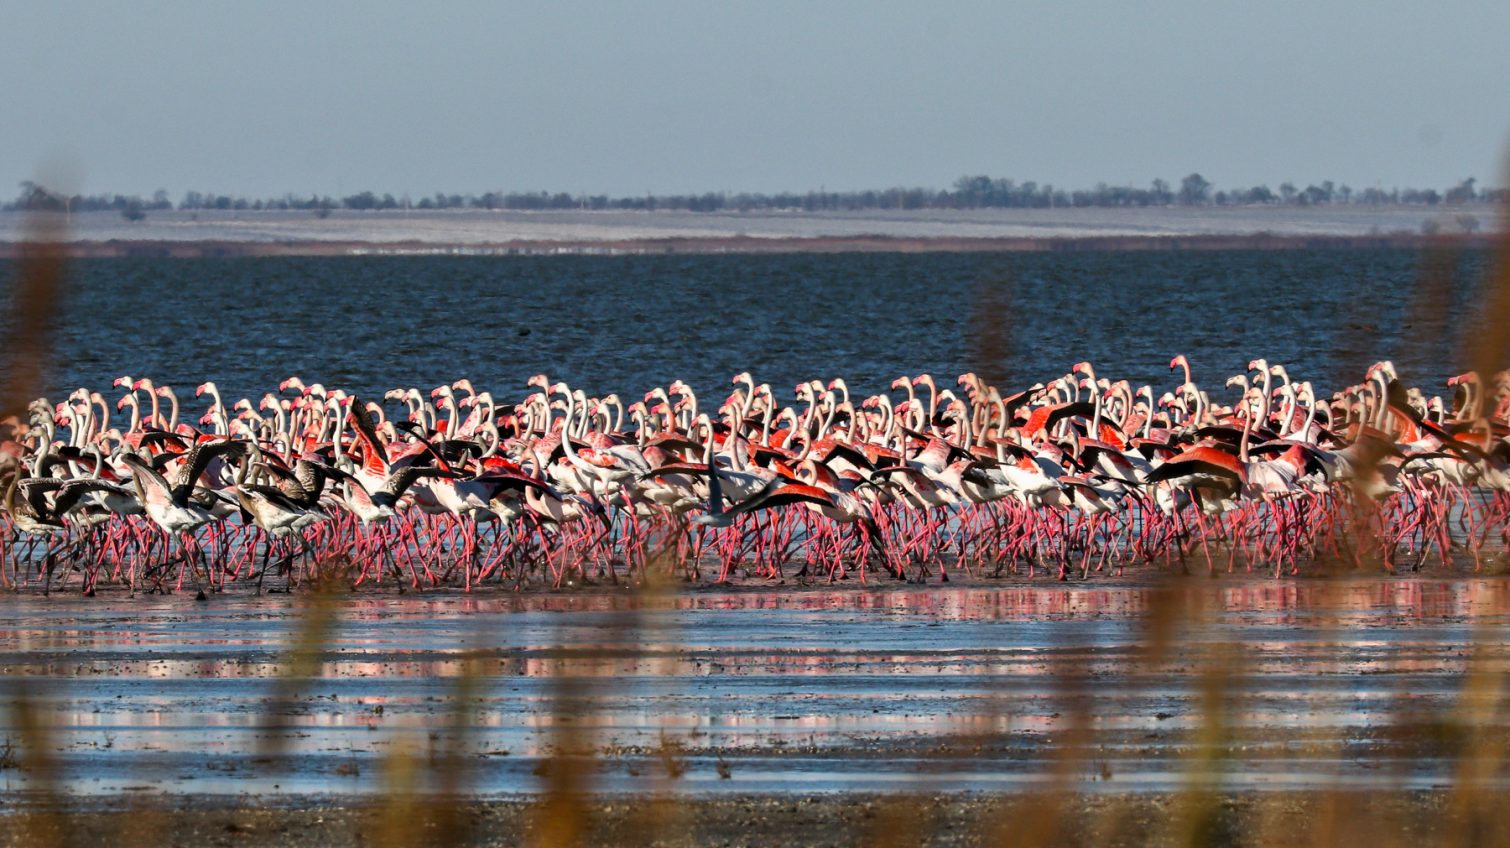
[3,1,1508,199]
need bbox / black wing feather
[171,440,247,506]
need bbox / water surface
[3,248,1489,407]
[2,579,1506,799]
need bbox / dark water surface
[2,247,1490,405]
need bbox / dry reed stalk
[851,261,1013,848]
[1434,182,1510,846]
[527,555,684,846]
[0,214,64,421]
[606,553,696,846]
[1,208,66,848]
[256,585,341,757]
[1468,176,1510,389]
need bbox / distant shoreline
[0,232,1494,258]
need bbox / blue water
[1,247,1491,408]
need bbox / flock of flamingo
[1,358,1507,595]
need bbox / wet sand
[0,791,1491,847]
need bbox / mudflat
[0,791,1495,847]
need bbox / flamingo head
[452,378,475,394]
[112,375,134,389]
[526,374,550,391]
[278,377,302,393]
[1168,355,1187,371]
[730,371,752,386]
[115,395,133,411]
[1247,358,1268,374]
[891,376,911,391]
[198,411,216,426]
[194,382,214,398]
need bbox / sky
[3,1,1508,200]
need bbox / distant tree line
[6,175,1501,218]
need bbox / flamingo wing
[170,438,247,507]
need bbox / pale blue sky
[3,1,1507,198]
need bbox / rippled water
[1,580,1506,799]
[1,247,1490,407]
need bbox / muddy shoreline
[0,792,1490,847]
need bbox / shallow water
[0,247,1490,408]
[1,247,1503,803]
[2,579,1507,800]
